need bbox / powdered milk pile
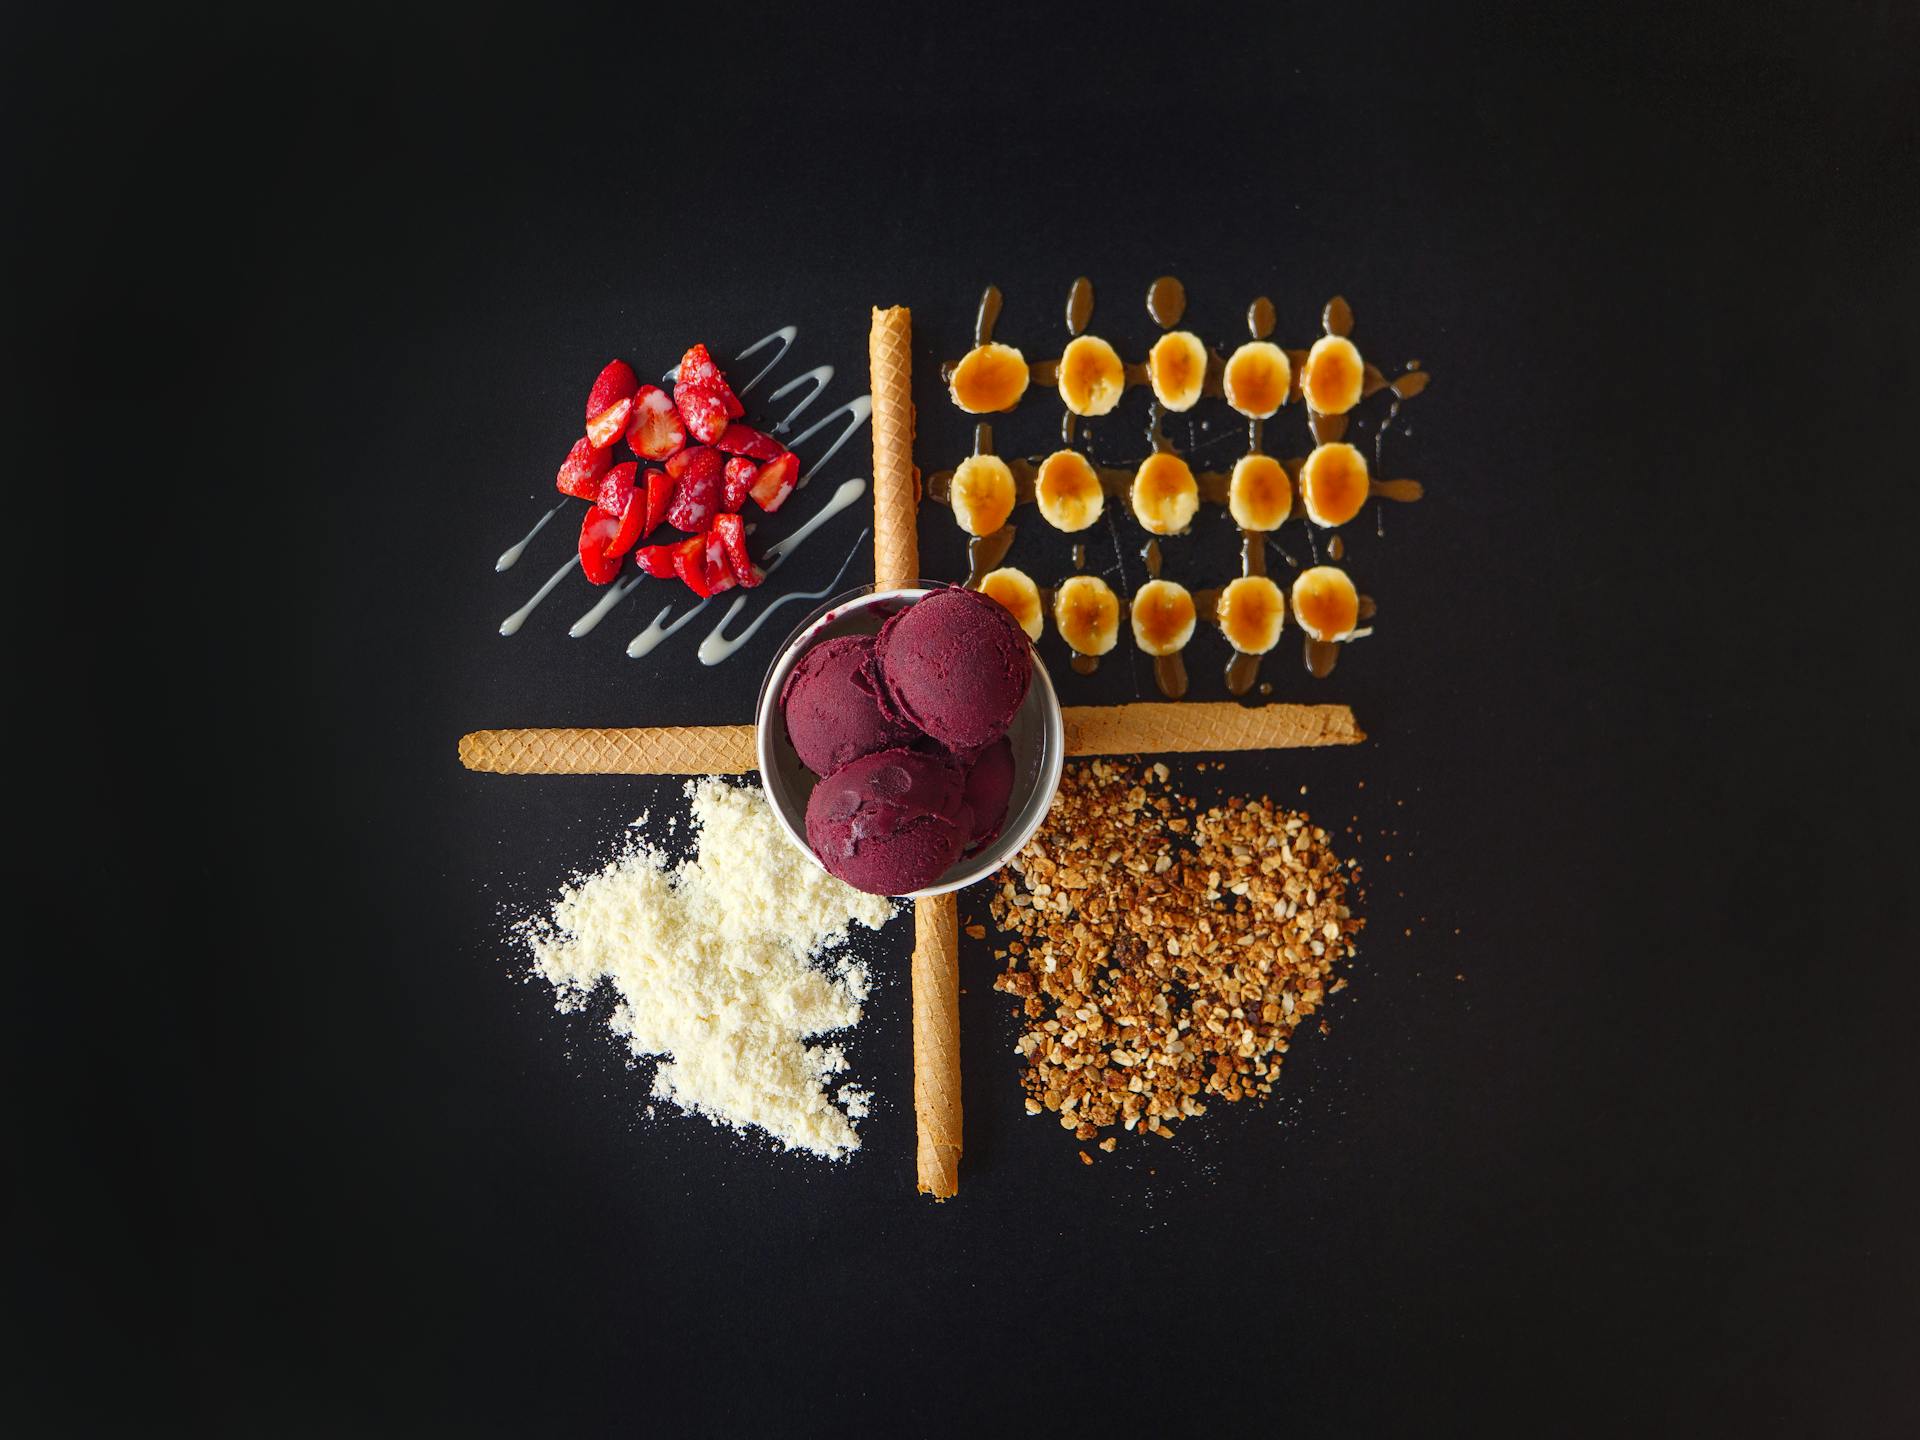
[522,780,896,1158]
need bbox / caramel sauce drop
[975,284,1003,345]
[1146,275,1187,328]
[1066,276,1093,336]
[1323,295,1354,337]
[963,525,1017,587]
[1390,368,1431,399]
[1154,653,1190,699]
[1140,537,1162,578]
[1248,295,1276,339]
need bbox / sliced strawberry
[633,542,679,579]
[642,466,674,536]
[674,382,731,444]
[672,535,713,597]
[556,436,614,499]
[625,385,686,461]
[721,456,757,512]
[747,450,800,512]
[578,507,624,585]
[595,461,638,517]
[594,464,646,557]
[715,425,783,461]
[586,394,633,449]
[678,344,745,418]
[703,538,739,595]
[666,447,724,532]
[587,360,638,420]
[710,513,762,588]
[586,360,639,448]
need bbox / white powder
[523,779,896,1159]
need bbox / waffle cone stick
[869,305,919,590]
[912,890,962,1198]
[1062,701,1365,755]
[868,302,962,1198]
[457,725,757,775]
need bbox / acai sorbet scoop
[872,586,1034,752]
[804,747,973,895]
[778,634,920,775]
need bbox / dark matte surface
[17,5,1918,1434]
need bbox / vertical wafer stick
[870,303,961,1199]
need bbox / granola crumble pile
[988,760,1362,1148]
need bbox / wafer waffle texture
[912,891,962,1199]
[868,305,919,590]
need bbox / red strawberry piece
[673,381,731,444]
[556,436,614,499]
[715,425,783,461]
[578,507,624,585]
[585,360,639,449]
[703,538,739,595]
[747,450,800,512]
[722,456,758,512]
[710,513,762,588]
[677,344,745,418]
[625,385,686,461]
[633,542,679,579]
[666,447,724,532]
[642,466,674,537]
[586,394,633,449]
[586,360,638,420]
[671,535,713,597]
[595,461,638,517]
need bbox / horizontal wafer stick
[457,702,1361,776]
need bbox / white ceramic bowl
[755,584,1065,898]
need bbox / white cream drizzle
[626,600,712,660]
[785,395,873,487]
[568,572,647,638]
[696,530,869,666]
[500,556,579,636]
[496,501,565,573]
[768,366,833,431]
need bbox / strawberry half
[595,463,648,557]
[642,467,674,537]
[585,360,639,449]
[710,513,762,588]
[747,450,800,512]
[666,447,724,532]
[578,506,625,585]
[715,425,783,461]
[721,456,758,512]
[633,542,679,579]
[556,436,614,499]
[703,538,739,595]
[673,381,731,444]
[671,535,713,597]
[676,343,744,417]
[626,385,687,461]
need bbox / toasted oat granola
[989,760,1362,1148]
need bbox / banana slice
[1058,335,1125,417]
[1298,442,1369,528]
[950,454,1017,536]
[979,567,1044,641]
[1054,575,1120,656]
[1035,449,1105,532]
[1228,453,1292,531]
[950,342,1030,413]
[1290,566,1361,643]
[1223,341,1290,418]
[1217,575,1285,654]
[1131,580,1197,656]
[1130,452,1199,535]
[1147,330,1208,412]
[1301,334,1364,415]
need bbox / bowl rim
[754,582,1065,899]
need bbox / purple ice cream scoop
[779,633,921,776]
[803,746,973,895]
[961,736,1016,852]
[872,586,1033,753]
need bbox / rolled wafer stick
[913,890,962,1198]
[869,305,919,589]
[1062,701,1365,755]
[457,725,757,775]
[869,302,961,1199]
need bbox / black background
[14,3,1918,1434]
